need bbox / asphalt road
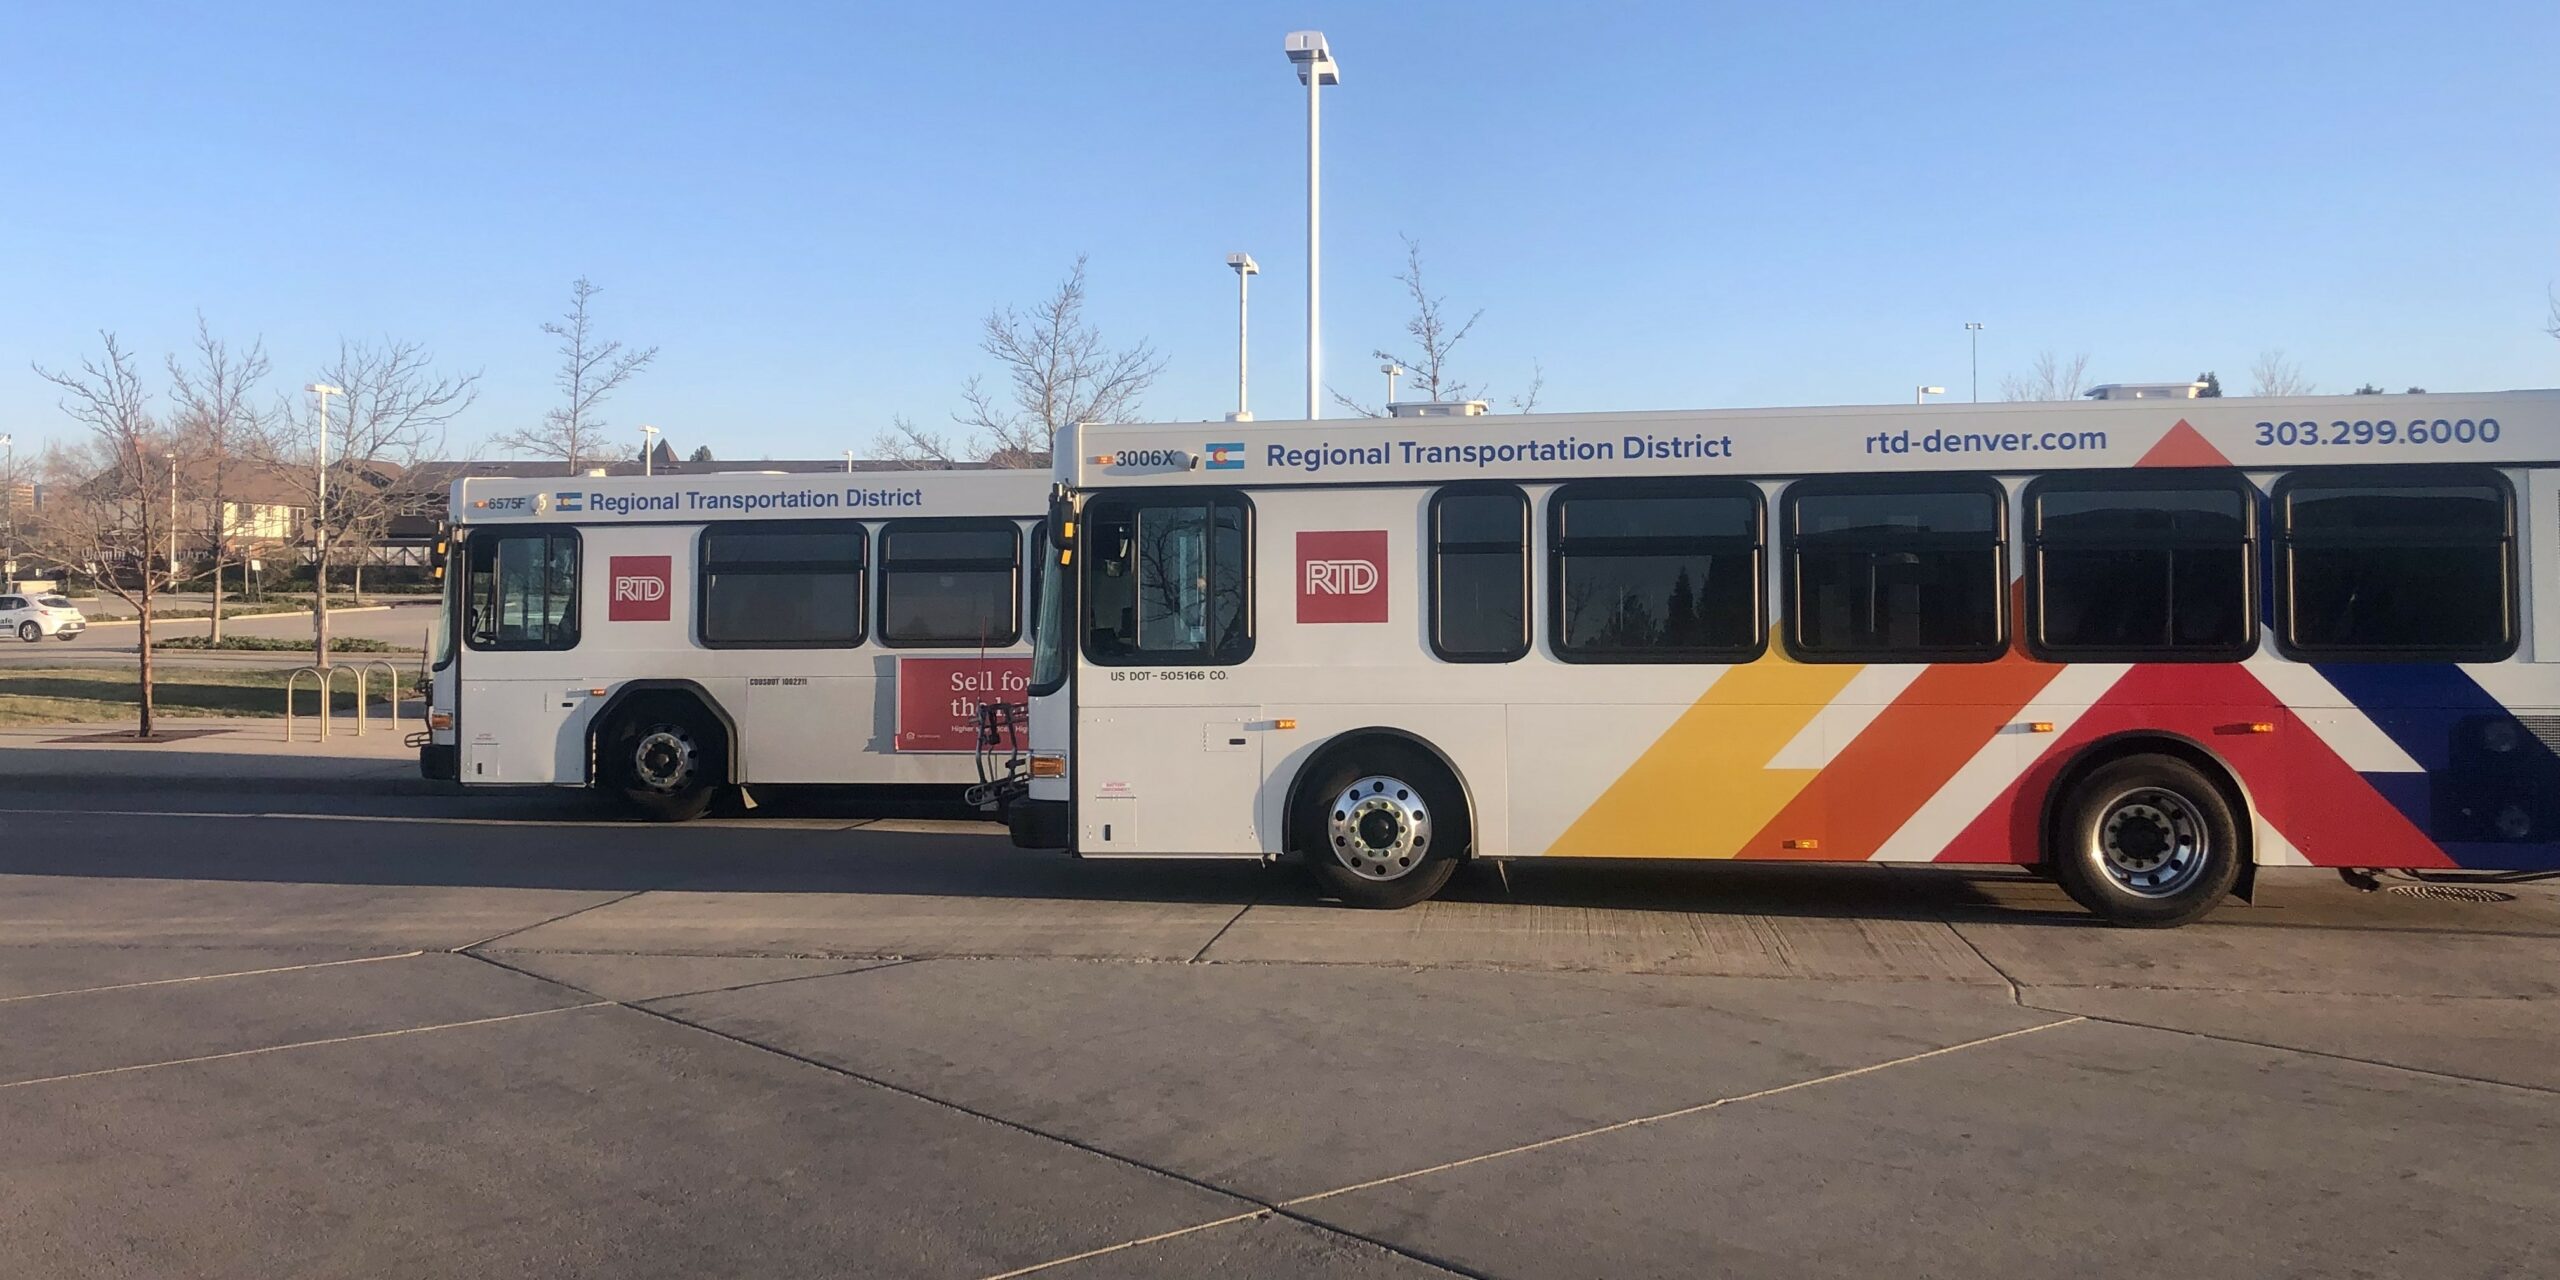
[0,599,440,669]
[3,786,2556,1278]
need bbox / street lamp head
[1284,30,1341,84]
[1964,322,1984,332]
[1920,386,1947,396]
[1226,252,1260,276]
[1382,362,1404,376]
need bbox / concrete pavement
[1,788,2555,1277]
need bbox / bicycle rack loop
[285,665,352,742]
[356,659,402,737]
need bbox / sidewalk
[0,714,432,794]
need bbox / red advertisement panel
[607,555,672,621]
[895,656,1033,752]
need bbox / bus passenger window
[1430,485,1529,662]
[2028,474,2254,661]
[878,519,1023,647]
[1083,494,1252,665]
[1549,479,1764,662]
[1785,479,2004,662]
[2278,469,2513,660]
[700,521,866,648]
[462,529,581,652]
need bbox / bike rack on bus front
[966,700,1030,811]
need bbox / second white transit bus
[996,392,2560,926]
[423,468,1049,819]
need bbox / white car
[0,593,86,642]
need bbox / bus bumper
[418,742,458,781]
[1007,798,1073,851]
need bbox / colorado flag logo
[554,491,585,513]
[1205,442,1246,470]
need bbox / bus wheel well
[1283,729,1475,860]
[589,682,738,787]
[2040,732,2252,871]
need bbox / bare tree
[2249,349,2315,397]
[882,256,1164,467]
[1999,350,2093,401]
[166,316,270,643]
[30,333,179,737]
[873,414,961,469]
[1331,237,1484,417]
[1508,360,1547,414]
[1333,239,1550,417]
[493,277,657,473]
[2545,286,2558,342]
[264,338,478,666]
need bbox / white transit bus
[423,469,1049,819]
[996,392,2560,926]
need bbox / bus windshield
[1030,543,1071,695]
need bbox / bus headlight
[1030,753,1066,778]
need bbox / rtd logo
[1304,559,1378,595]
[1296,530,1389,624]
[607,555,672,622]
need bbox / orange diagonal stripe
[1746,649,2064,860]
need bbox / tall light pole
[641,424,659,477]
[1383,361,1403,406]
[1916,385,1946,405]
[1225,253,1259,421]
[165,452,179,577]
[843,449,856,475]
[306,384,341,668]
[1285,30,1340,421]
[1,434,14,570]
[1964,322,1984,401]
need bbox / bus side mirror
[1047,487,1076,551]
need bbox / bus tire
[2048,754,2242,928]
[603,702,723,823]
[1295,747,1464,909]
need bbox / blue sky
[5,0,2555,460]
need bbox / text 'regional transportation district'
[977,389,2560,926]
[425,468,1049,821]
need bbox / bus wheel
[2049,754,2242,928]
[1298,756,1462,909]
[607,707,722,823]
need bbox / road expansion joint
[2016,1000,2560,1097]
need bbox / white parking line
[0,950,423,1005]
[0,1001,610,1091]
[974,1016,2088,1280]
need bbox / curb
[0,772,443,796]
[81,605,398,628]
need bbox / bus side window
[2276,467,2514,661]
[463,529,581,652]
[1430,484,1530,663]
[2026,471,2255,662]
[1784,477,2005,663]
[1081,493,1252,665]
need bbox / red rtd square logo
[607,555,672,621]
[1297,530,1389,624]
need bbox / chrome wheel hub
[1328,775,1431,882]
[632,728,698,792]
[2092,788,2208,897]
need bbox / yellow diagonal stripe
[1546,640,1862,859]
